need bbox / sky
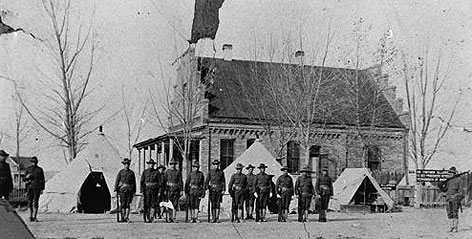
[0,0,471,171]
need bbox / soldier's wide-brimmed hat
[212,159,220,165]
[157,164,166,170]
[192,161,200,167]
[0,150,9,157]
[257,163,268,169]
[246,164,255,169]
[169,159,179,165]
[280,166,289,172]
[121,158,131,164]
[449,166,457,173]
[300,166,312,173]
[235,163,244,169]
[30,156,38,163]
[146,158,156,164]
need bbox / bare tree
[121,86,148,160]
[401,48,458,170]
[149,51,206,175]
[17,0,98,164]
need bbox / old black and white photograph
[0,0,471,238]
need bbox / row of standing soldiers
[114,157,333,223]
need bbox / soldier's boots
[303,210,309,222]
[260,209,267,222]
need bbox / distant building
[134,45,408,182]
[7,156,32,190]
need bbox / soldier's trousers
[245,192,255,208]
[119,186,134,209]
[209,190,222,209]
[188,194,201,209]
[280,194,291,210]
[144,187,158,209]
[256,192,270,209]
[232,192,245,210]
[446,199,460,219]
[27,188,41,208]
[168,190,181,210]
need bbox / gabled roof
[9,157,33,170]
[199,57,405,129]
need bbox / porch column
[155,143,159,166]
[138,148,142,174]
[169,138,174,163]
[160,141,166,165]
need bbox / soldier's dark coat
[141,168,159,209]
[245,172,256,208]
[25,165,45,208]
[229,172,247,210]
[165,169,183,209]
[205,168,225,209]
[0,161,13,199]
[315,174,333,210]
[114,168,136,209]
[185,170,205,209]
[440,176,463,219]
[254,172,272,209]
[295,174,315,212]
[276,174,294,210]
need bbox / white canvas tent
[0,199,35,239]
[200,140,285,216]
[329,168,394,211]
[39,133,123,213]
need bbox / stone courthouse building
[134,44,408,182]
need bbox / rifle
[230,191,235,222]
[142,191,147,222]
[116,193,120,223]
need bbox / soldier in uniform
[228,163,247,223]
[25,156,45,222]
[205,159,225,223]
[140,158,159,223]
[165,159,183,223]
[276,166,294,222]
[114,158,136,223]
[0,150,13,201]
[185,160,205,223]
[295,166,315,222]
[315,168,333,222]
[439,166,464,232]
[156,164,167,219]
[253,163,272,222]
[245,164,256,220]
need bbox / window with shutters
[365,145,381,171]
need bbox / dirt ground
[19,207,472,239]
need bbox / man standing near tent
[245,164,256,220]
[25,156,45,222]
[156,164,167,219]
[165,159,183,223]
[0,150,13,201]
[254,163,272,222]
[295,166,315,222]
[228,163,247,223]
[185,160,205,223]
[315,167,333,222]
[114,158,136,223]
[439,166,464,233]
[205,159,225,223]
[276,166,294,222]
[141,158,159,223]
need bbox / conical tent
[39,133,123,213]
[200,140,284,216]
[329,168,394,211]
[0,199,35,239]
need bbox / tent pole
[363,179,366,205]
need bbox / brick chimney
[222,44,233,61]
